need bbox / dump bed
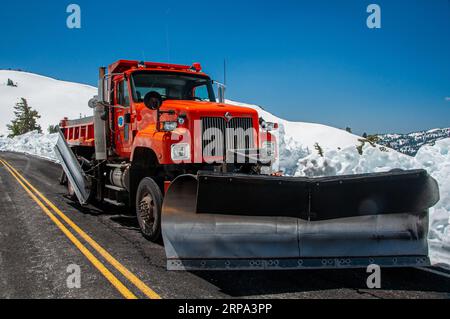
[59,116,95,147]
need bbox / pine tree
[362,132,368,138]
[6,79,17,87]
[345,127,352,133]
[48,124,60,134]
[7,98,42,137]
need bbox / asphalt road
[0,151,449,299]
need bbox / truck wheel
[136,177,163,242]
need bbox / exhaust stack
[93,67,108,160]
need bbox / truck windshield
[131,72,216,103]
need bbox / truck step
[103,198,126,207]
[105,184,127,192]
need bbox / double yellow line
[0,158,161,300]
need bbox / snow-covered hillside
[227,100,365,175]
[0,71,448,268]
[0,70,96,135]
[378,128,450,156]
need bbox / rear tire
[136,177,163,242]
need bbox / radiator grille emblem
[224,112,233,122]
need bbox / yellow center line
[0,159,137,299]
[1,158,162,300]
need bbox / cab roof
[108,60,205,75]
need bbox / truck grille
[201,117,255,158]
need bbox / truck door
[114,79,132,156]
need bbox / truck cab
[103,60,276,167]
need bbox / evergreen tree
[345,127,352,133]
[6,79,17,87]
[48,124,60,134]
[362,132,368,138]
[7,98,42,137]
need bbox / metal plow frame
[54,130,91,205]
[162,171,439,271]
[167,256,431,271]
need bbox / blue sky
[0,0,449,134]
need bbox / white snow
[0,130,58,162]
[0,71,448,268]
[227,100,363,175]
[0,70,96,135]
[416,140,450,268]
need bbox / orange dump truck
[55,60,439,270]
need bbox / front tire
[136,177,163,242]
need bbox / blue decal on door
[118,116,124,128]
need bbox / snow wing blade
[195,170,439,221]
[310,169,440,221]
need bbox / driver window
[117,80,130,106]
[193,84,209,101]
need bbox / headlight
[162,121,178,132]
[171,143,191,161]
[262,141,276,158]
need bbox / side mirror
[98,76,111,104]
[214,81,226,104]
[88,96,98,109]
[144,91,163,110]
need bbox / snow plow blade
[162,170,439,270]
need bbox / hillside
[378,128,450,156]
[0,70,96,135]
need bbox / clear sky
[0,0,449,134]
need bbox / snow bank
[292,138,450,267]
[227,99,362,150]
[227,100,364,175]
[416,140,450,267]
[295,143,419,177]
[0,131,58,162]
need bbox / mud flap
[161,170,439,270]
